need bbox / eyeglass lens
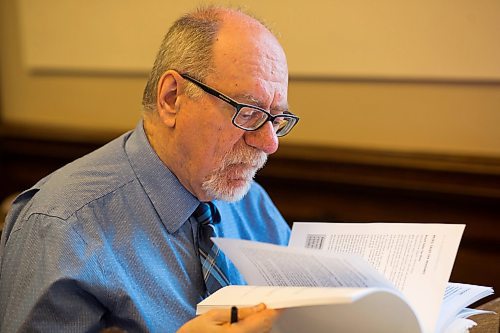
[233,107,295,136]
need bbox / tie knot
[193,202,220,226]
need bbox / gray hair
[142,7,222,112]
[142,6,272,113]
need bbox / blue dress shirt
[0,121,290,332]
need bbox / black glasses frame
[180,74,299,137]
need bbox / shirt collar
[125,120,199,234]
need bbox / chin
[202,178,252,202]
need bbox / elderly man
[0,6,298,332]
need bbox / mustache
[221,146,268,171]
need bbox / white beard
[201,146,267,202]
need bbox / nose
[244,121,279,155]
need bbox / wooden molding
[1,122,499,296]
[265,144,500,198]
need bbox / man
[0,6,298,332]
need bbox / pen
[230,306,238,324]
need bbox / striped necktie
[194,202,230,296]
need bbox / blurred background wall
[2,0,500,155]
[1,0,499,296]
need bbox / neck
[143,115,211,201]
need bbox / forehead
[208,16,289,106]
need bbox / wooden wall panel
[1,125,499,298]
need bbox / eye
[234,107,268,129]
[238,108,261,121]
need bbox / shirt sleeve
[0,212,107,332]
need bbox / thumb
[232,308,279,333]
[207,304,267,323]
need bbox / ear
[156,70,182,128]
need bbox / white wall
[2,0,500,156]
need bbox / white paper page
[437,283,494,332]
[289,222,465,333]
[197,285,369,313]
[213,238,394,289]
[442,318,476,333]
[456,308,494,318]
[197,286,423,333]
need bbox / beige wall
[2,0,500,157]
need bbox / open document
[198,285,423,333]
[199,223,493,333]
[289,222,465,332]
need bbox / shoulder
[216,181,290,245]
[237,182,282,217]
[239,181,273,205]
[15,132,136,221]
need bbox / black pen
[230,306,238,324]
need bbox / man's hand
[177,303,278,333]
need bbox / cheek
[184,129,234,176]
[179,103,245,167]
[210,131,246,166]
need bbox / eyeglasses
[180,74,299,137]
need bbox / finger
[237,303,267,320]
[233,308,279,333]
